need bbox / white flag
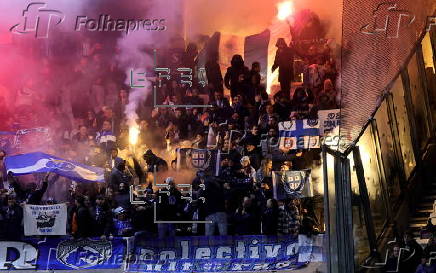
[318,109,341,147]
[24,203,67,236]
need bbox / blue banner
[126,235,323,272]
[0,235,323,271]
[0,237,125,270]
[4,152,105,183]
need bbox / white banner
[318,109,340,146]
[24,204,67,236]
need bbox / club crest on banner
[282,172,306,194]
[56,239,112,269]
[186,149,211,170]
[273,169,312,199]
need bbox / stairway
[408,144,436,240]
[408,183,436,240]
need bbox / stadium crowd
[0,35,339,242]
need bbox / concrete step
[409,223,426,228]
[416,203,433,210]
[409,216,429,223]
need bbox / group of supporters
[0,35,338,242]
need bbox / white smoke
[116,0,183,130]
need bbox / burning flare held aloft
[276,1,294,21]
[129,125,140,146]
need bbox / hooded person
[143,149,168,173]
[272,38,295,97]
[224,55,250,98]
[205,52,223,95]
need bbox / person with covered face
[224,54,250,98]
[272,38,295,98]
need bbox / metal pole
[353,146,378,253]
[322,145,332,273]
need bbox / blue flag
[279,120,320,150]
[126,235,323,272]
[176,148,221,176]
[272,169,312,200]
[4,152,105,183]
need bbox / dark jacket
[272,47,294,83]
[0,204,23,240]
[109,168,132,190]
[90,205,113,236]
[156,187,183,221]
[75,205,93,238]
[224,65,249,91]
[205,60,223,92]
[200,178,226,217]
[233,208,256,235]
[144,154,168,173]
[224,56,250,97]
[262,207,278,235]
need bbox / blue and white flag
[272,169,312,200]
[278,120,320,150]
[176,148,221,176]
[4,152,105,183]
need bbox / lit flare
[276,1,294,21]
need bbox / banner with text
[318,109,340,147]
[0,235,324,271]
[126,235,323,272]
[24,204,67,236]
